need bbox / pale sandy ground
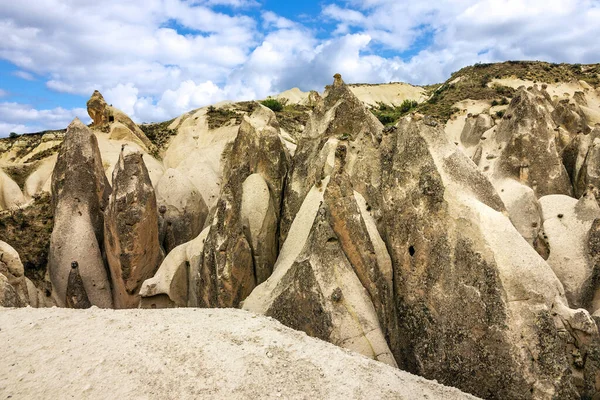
[0,307,479,400]
[276,83,427,107]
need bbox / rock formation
[7,62,600,400]
[104,145,163,308]
[48,118,113,308]
[0,168,26,210]
[156,168,208,254]
[198,105,289,308]
[539,190,600,311]
[87,90,154,151]
[477,86,573,198]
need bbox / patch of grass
[139,119,177,150]
[414,61,600,122]
[0,193,53,286]
[370,99,418,126]
[27,144,62,163]
[2,163,40,190]
[206,106,243,130]
[276,104,311,138]
[261,98,284,112]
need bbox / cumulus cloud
[0,0,599,135]
[0,102,88,134]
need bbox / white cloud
[13,70,35,81]
[0,0,599,135]
[0,89,7,98]
[0,102,88,135]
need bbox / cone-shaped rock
[48,118,113,308]
[65,261,92,309]
[197,105,289,308]
[280,73,384,245]
[243,160,396,366]
[104,145,162,308]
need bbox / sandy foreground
[0,307,478,400]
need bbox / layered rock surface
[48,119,112,308]
[104,146,163,308]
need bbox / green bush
[261,98,284,112]
[370,99,418,126]
[9,132,19,139]
[495,110,505,118]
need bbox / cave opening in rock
[409,246,415,256]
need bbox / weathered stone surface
[460,113,493,148]
[241,173,278,284]
[87,90,154,151]
[198,105,289,308]
[280,74,384,246]
[65,261,92,309]
[140,227,210,308]
[539,192,600,310]
[494,178,549,257]
[104,146,162,308]
[0,240,29,306]
[378,116,597,399]
[48,118,113,308]
[156,168,208,254]
[478,86,573,198]
[243,173,396,367]
[0,169,26,211]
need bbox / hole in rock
[409,246,415,256]
[109,115,115,123]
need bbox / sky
[0,0,599,136]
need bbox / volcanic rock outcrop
[48,118,113,308]
[87,90,154,151]
[7,63,600,400]
[197,105,289,308]
[104,146,163,308]
[156,168,208,253]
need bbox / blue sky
[1,0,599,136]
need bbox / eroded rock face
[104,146,162,308]
[156,168,208,254]
[378,116,598,399]
[87,90,154,151]
[460,113,493,148]
[48,118,113,308]
[0,169,26,211]
[0,240,28,307]
[280,74,384,246]
[539,191,600,311]
[198,105,289,308]
[243,167,396,367]
[478,86,573,198]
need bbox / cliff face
[3,62,600,399]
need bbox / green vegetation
[413,61,600,122]
[2,163,40,190]
[495,110,505,119]
[206,106,243,130]
[370,99,418,126]
[276,104,310,139]
[0,193,53,287]
[139,118,177,150]
[9,132,19,139]
[261,98,284,112]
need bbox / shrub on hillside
[261,98,284,112]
